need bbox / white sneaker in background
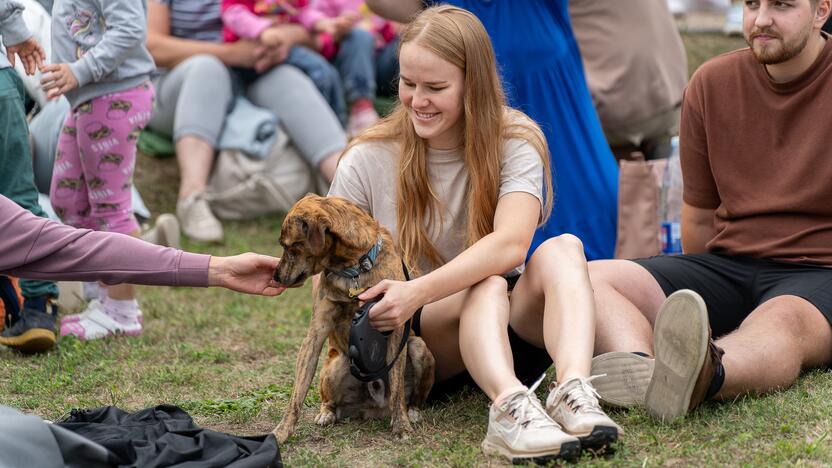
[546,376,622,451]
[176,193,223,243]
[141,213,181,249]
[481,376,580,463]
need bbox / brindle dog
[273,194,435,443]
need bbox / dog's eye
[300,219,309,235]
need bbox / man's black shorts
[633,253,832,338]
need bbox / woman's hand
[40,63,79,99]
[208,253,287,296]
[358,278,428,332]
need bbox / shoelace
[562,375,605,415]
[188,197,218,227]
[505,373,560,429]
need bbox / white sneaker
[176,193,223,243]
[61,299,144,325]
[590,352,654,408]
[141,213,181,249]
[546,376,622,451]
[481,376,580,463]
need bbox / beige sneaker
[176,193,223,243]
[481,377,580,463]
[141,213,181,249]
[645,289,724,422]
[546,376,622,451]
[590,351,654,408]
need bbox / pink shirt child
[221,0,395,60]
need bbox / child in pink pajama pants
[50,84,153,234]
[44,0,158,341]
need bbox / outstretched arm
[0,195,285,296]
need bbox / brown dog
[273,194,435,443]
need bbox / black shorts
[412,273,552,400]
[633,253,832,338]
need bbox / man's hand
[6,36,46,76]
[208,253,288,296]
[40,63,79,100]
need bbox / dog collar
[330,236,383,281]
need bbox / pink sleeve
[0,196,210,287]
[222,4,273,40]
[296,0,345,30]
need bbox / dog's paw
[273,423,292,444]
[314,409,337,426]
[407,408,423,424]
[391,418,414,439]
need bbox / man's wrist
[207,256,223,287]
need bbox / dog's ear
[306,217,331,254]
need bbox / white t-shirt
[328,138,545,274]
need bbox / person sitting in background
[587,0,832,422]
[221,0,349,126]
[569,0,688,161]
[299,0,400,135]
[145,0,347,243]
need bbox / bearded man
[556,0,832,421]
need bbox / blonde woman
[328,6,620,463]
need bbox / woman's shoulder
[340,139,401,168]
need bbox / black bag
[57,405,281,468]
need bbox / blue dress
[431,0,619,260]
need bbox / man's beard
[745,23,813,65]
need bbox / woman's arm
[361,192,541,330]
[146,1,263,69]
[365,0,423,22]
[0,195,285,295]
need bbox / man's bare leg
[715,295,832,398]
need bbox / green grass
[5,32,828,466]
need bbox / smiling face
[743,0,820,64]
[398,42,465,150]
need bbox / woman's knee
[461,276,509,319]
[182,54,230,80]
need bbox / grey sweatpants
[148,54,347,166]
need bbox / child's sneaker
[546,376,622,451]
[347,100,380,137]
[61,299,144,325]
[60,306,142,341]
[481,376,580,463]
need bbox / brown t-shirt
[681,35,832,265]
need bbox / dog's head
[274,194,380,287]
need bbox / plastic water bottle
[660,137,683,255]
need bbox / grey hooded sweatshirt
[51,0,155,108]
[0,0,32,69]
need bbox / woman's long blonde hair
[348,5,553,273]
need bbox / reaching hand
[208,253,287,296]
[359,279,427,332]
[40,63,79,100]
[6,36,45,75]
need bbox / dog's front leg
[387,328,412,437]
[274,311,333,443]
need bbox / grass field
[5,32,831,466]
